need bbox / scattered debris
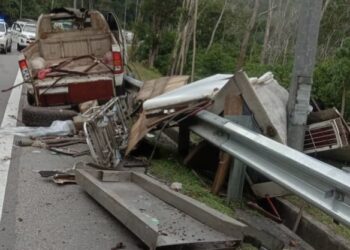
[36,168,76,185]
[52,173,76,185]
[49,147,90,157]
[84,97,131,168]
[170,182,182,191]
[0,120,75,137]
[304,108,350,161]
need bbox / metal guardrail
[190,110,350,227]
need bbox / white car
[0,20,12,54]
[17,23,36,51]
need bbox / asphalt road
[0,45,144,249]
[0,44,19,122]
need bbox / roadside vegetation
[1,0,349,117]
[150,159,238,216]
[286,195,350,240]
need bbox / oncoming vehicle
[17,23,36,51]
[0,20,12,54]
[19,8,126,126]
[11,19,36,49]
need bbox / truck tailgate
[35,75,116,106]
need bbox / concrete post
[287,0,323,150]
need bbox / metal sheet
[143,74,233,111]
[190,110,350,227]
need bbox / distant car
[0,20,12,54]
[17,23,36,50]
[11,19,36,51]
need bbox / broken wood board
[234,71,288,144]
[76,169,245,250]
[126,100,210,155]
[136,75,189,102]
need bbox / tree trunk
[321,0,331,20]
[236,0,260,70]
[341,83,347,116]
[206,0,227,52]
[191,0,198,81]
[260,0,273,64]
[169,0,186,75]
[171,0,195,75]
[148,15,161,67]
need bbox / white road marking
[0,70,23,221]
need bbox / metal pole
[73,0,77,9]
[287,0,322,150]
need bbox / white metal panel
[143,74,233,111]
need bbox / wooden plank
[132,172,246,239]
[75,169,159,249]
[136,76,189,102]
[211,95,243,194]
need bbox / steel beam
[190,111,350,227]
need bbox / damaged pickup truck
[19,8,126,126]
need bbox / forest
[0,0,349,118]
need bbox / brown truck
[19,8,126,126]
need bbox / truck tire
[7,42,11,52]
[3,43,7,54]
[22,94,78,127]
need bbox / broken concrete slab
[76,169,245,249]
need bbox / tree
[206,0,227,52]
[236,0,260,70]
[332,38,350,115]
[260,0,273,64]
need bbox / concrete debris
[170,182,182,191]
[76,169,245,249]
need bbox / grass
[149,158,245,217]
[149,158,350,242]
[286,195,350,240]
[128,62,162,81]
